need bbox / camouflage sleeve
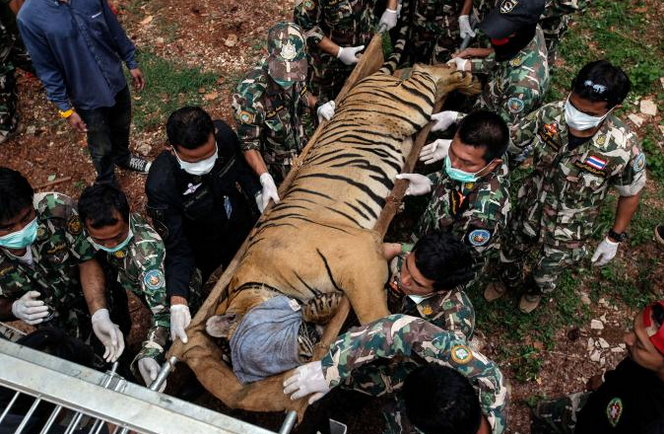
[293,0,325,48]
[611,132,647,197]
[321,314,508,434]
[507,104,542,163]
[470,53,497,75]
[232,86,265,153]
[135,264,170,361]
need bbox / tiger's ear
[205,313,240,339]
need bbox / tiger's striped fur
[209,63,479,340]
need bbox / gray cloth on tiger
[230,295,303,384]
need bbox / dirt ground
[2,0,663,433]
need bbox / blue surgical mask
[274,78,294,89]
[0,217,39,249]
[444,156,492,183]
[91,228,134,253]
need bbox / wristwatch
[608,229,627,243]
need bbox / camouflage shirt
[387,247,475,339]
[470,26,550,125]
[294,0,379,49]
[87,213,169,362]
[416,162,511,278]
[0,192,95,338]
[232,61,310,162]
[321,314,508,434]
[508,101,646,245]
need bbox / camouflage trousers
[307,50,355,103]
[531,392,591,434]
[540,14,572,66]
[404,31,460,65]
[0,46,31,142]
[498,221,588,295]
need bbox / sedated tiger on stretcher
[206,59,480,383]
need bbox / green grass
[127,51,220,132]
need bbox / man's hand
[419,139,451,165]
[137,357,163,388]
[586,374,604,391]
[12,291,49,325]
[337,45,365,65]
[170,301,191,344]
[458,15,476,39]
[283,361,330,404]
[259,173,280,210]
[591,237,619,267]
[378,8,398,31]
[455,47,493,59]
[130,68,145,92]
[67,112,88,133]
[430,110,460,133]
[447,57,470,71]
[396,173,433,196]
[91,308,125,363]
[317,100,336,123]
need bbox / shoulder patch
[509,56,522,67]
[66,215,83,236]
[632,153,646,173]
[451,345,474,364]
[238,110,256,124]
[36,224,48,241]
[143,269,165,290]
[468,229,491,247]
[507,97,525,114]
[606,397,623,427]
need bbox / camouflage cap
[267,22,307,83]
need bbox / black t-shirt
[575,358,664,434]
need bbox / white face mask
[564,96,612,131]
[174,145,218,176]
[408,294,433,304]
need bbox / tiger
[205,62,480,373]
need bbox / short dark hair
[403,365,482,434]
[572,60,631,108]
[166,106,215,150]
[78,184,130,229]
[456,110,509,163]
[653,303,664,329]
[0,167,34,223]
[413,232,474,291]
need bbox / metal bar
[64,411,84,434]
[14,397,42,434]
[111,425,121,434]
[0,390,20,424]
[278,411,297,434]
[149,356,177,391]
[39,405,63,434]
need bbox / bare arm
[79,259,107,314]
[382,242,402,261]
[243,149,269,177]
[317,36,341,57]
[387,0,398,9]
[0,297,14,319]
[461,0,472,15]
[611,193,641,238]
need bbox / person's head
[0,167,37,252]
[479,0,545,60]
[565,60,631,133]
[447,111,508,181]
[266,22,307,89]
[403,365,484,434]
[624,301,664,379]
[399,232,474,296]
[78,183,132,252]
[166,106,218,175]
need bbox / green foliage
[127,51,219,132]
[642,126,664,185]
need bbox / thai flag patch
[585,156,607,171]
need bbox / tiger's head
[412,63,481,100]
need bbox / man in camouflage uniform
[397,111,511,285]
[294,0,397,102]
[0,0,32,143]
[233,22,332,207]
[540,0,591,66]
[383,232,476,340]
[485,60,646,313]
[284,314,508,434]
[0,168,124,361]
[78,183,204,386]
[441,0,548,128]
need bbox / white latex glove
[255,192,264,212]
[91,308,125,363]
[138,357,160,385]
[396,173,433,196]
[591,237,619,267]
[337,45,365,66]
[447,57,469,71]
[317,100,336,123]
[430,110,460,132]
[11,291,49,325]
[170,304,191,344]
[458,15,476,39]
[378,8,398,31]
[259,172,280,210]
[283,361,330,404]
[419,139,451,165]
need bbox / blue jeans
[77,86,132,184]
